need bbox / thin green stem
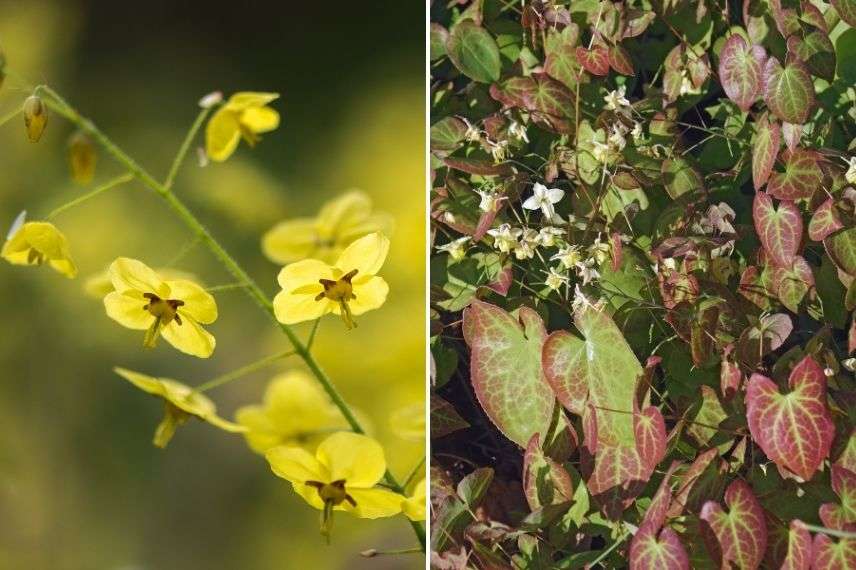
[802,523,856,540]
[306,318,321,350]
[195,349,296,393]
[402,456,426,489]
[164,107,210,190]
[0,105,21,129]
[46,173,134,219]
[205,282,250,293]
[588,531,629,567]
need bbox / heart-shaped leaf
[463,300,555,447]
[773,255,814,312]
[746,355,835,480]
[544,25,582,89]
[819,466,856,531]
[634,405,667,471]
[832,0,856,27]
[825,227,856,276]
[629,523,689,569]
[812,533,856,569]
[768,148,823,201]
[780,519,812,570]
[523,433,574,510]
[753,191,803,267]
[576,45,610,76]
[809,199,845,242]
[719,32,765,111]
[662,157,704,199]
[782,121,802,151]
[739,264,777,310]
[446,20,502,83]
[430,117,469,153]
[700,479,768,569]
[608,44,635,75]
[752,114,781,190]
[763,57,816,125]
[431,395,470,438]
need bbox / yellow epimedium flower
[114,367,245,448]
[273,232,389,329]
[205,91,280,162]
[84,266,201,299]
[262,190,393,265]
[103,258,217,358]
[265,432,403,539]
[2,216,77,278]
[401,478,426,521]
[235,370,349,453]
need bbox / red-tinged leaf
[610,231,623,272]
[825,228,856,276]
[527,73,575,119]
[668,448,719,518]
[699,479,768,570]
[739,264,777,310]
[687,54,711,88]
[838,430,856,473]
[719,33,766,111]
[721,344,743,400]
[446,20,502,83]
[780,519,812,570]
[753,114,781,190]
[544,25,582,90]
[485,263,512,296]
[763,57,816,125]
[746,355,835,481]
[770,0,801,39]
[850,317,856,354]
[608,44,635,75]
[623,9,656,38]
[832,0,856,27]
[522,433,574,510]
[643,462,681,529]
[768,148,824,201]
[490,76,535,109]
[629,523,690,570]
[782,121,802,151]
[576,45,610,76]
[819,502,856,532]
[635,406,667,472]
[463,300,555,447]
[753,191,803,267]
[431,395,470,439]
[832,466,856,524]
[443,157,514,176]
[812,533,856,569]
[774,255,814,312]
[809,199,845,242]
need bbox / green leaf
[832,0,856,27]
[718,32,765,112]
[662,157,704,199]
[752,113,781,190]
[430,394,470,438]
[430,116,468,152]
[825,227,856,276]
[699,479,768,569]
[544,25,582,90]
[763,57,816,125]
[446,20,501,83]
[430,23,449,61]
[457,467,494,507]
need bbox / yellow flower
[390,401,425,442]
[84,266,201,299]
[401,478,426,521]
[115,367,245,448]
[2,220,77,278]
[261,190,393,265]
[235,370,348,453]
[103,258,217,358]
[265,432,403,539]
[205,92,280,162]
[273,232,389,329]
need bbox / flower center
[315,269,359,329]
[142,293,185,349]
[27,248,45,265]
[305,478,357,542]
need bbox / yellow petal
[390,402,426,442]
[204,413,247,433]
[205,107,241,162]
[2,222,77,278]
[273,289,331,325]
[292,481,326,511]
[316,190,373,237]
[224,92,279,111]
[165,279,218,324]
[316,432,386,488]
[347,276,388,316]
[261,217,319,264]
[239,106,280,133]
[346,487,405,519]
[235,406,285,453]
[109,257,168,297]
[334,232,389,277]
[104,291,154,330]
[84,270,114,298]
[48,258,78,279]
[266,445,328,484]
[160,318,216,358]
[276,259,334,291]
[337,212,395,245]
[402,479,427,521]
[114,367,167,397]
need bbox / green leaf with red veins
[824,227,856,276]
[699,479,768,570]
[608,44,635,75]
[812,534,856,570]
[446,20,502,83]
[763,57,816,125]
[780,519,812,570]
[774,255,814,313]
[809,199,845,242]
[463,300,555,447]
[746,355,835,481]
[752,113,781,190]
[832,0,856,27]
[739,265,777,310]
[629,523,689,570]
[575,45,610,76]
[719,32,765,111]
[430,395,470,439]
[667,448,720,518]
[544,25,582,90]
[768,148,824,201]
[753,191,803,267]
[526,73,575,119]
[490,76,535,109]
[522,433,574,511]
[782,121,802,151]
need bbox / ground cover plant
[430,1,856,567]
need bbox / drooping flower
[551,245,582,270]
[545,266,569,291]
[536,227,564,248]
[2,216,77,278]
[487,223,521,253]
[262,190,393,265]
[507,119,529,143]
[435,236,470,262]
[522,183,565,223]
[103,258,217,358]
[603,85,630,111]
[273,232,389,329]
[575,258,601,285]
[475,188,502,213]
[588,234,611,265]
[265,432,404,539]
[205,92,280,162]
[114,367,245,448]
[401,479,427,522]
[235,370,348,454]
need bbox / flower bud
[23,95,48,143]
[68,131,96,185]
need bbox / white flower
[523,183,565,223]
[487,139,509,162]
[508,120,529,143]
[588,234,611,265]
[575,259,600,285]
[487,224,521,253]
[603,86,630,112]
[436,236,470,262]
[514,239,535,260]
[462,118,481,142]
[521,228,540,246]
[536,226,564,247]
[551,245,582,270]
[571,284,591,311]
[476,189,502,213]
[608,125,627,152]
[845,156,856,186]
[545,266,569,291]
[631,121,643,143]
[591,140,611,164]
[843,358,856,373]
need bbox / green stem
[164,107,210,190]
[195,349,296,393]
[205,282,250,293]
[802,523,856,540]
[35,84,425,549]
[46,173,134,219]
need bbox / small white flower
[514,239,535,260]
[522,183,565,224]
[575,259,600,285]
[487,223,521,253]
[521,228,540,246]
[845,156,856,186]
[476,189,502,213]
[824,367,835,377]
[545,266,569,291]
[608,125,627,152]
[198,91,223,109]
[571,284,590,311]
[487,138,509,162]
[591,140,611,163]
[536,226,565,247]
[462,118,481,142]
[508,120,529,143]
[436,236,471,262]
[588,234,611,265]
[843,358,856,372]
[631,121,644,143]
[603,85,630,112]
[551,245,582,270]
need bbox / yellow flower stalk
[103,257,217,358]
[235,370,349,453]
[401,479,426,522]
[114,367,245,448]
[265,432,403,540]
[205,91,280,162]
[273,232,390,329]
[262,190,393,265]
[23,94,48,142]
[2,219,77,278]
[68,131,97,185]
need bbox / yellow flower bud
[23,95,48,143]
[68,131,96,185]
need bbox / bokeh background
[0,1,425,568]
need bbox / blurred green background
[0,1,425,568]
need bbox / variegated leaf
[700,479,768,569]
[719,32,765,111]
[629,523,689,570]
[809,199,844,242]
[752,113,781,190]
[767,148,823,201]
[763,57,816,125]
[753,191,803,267]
